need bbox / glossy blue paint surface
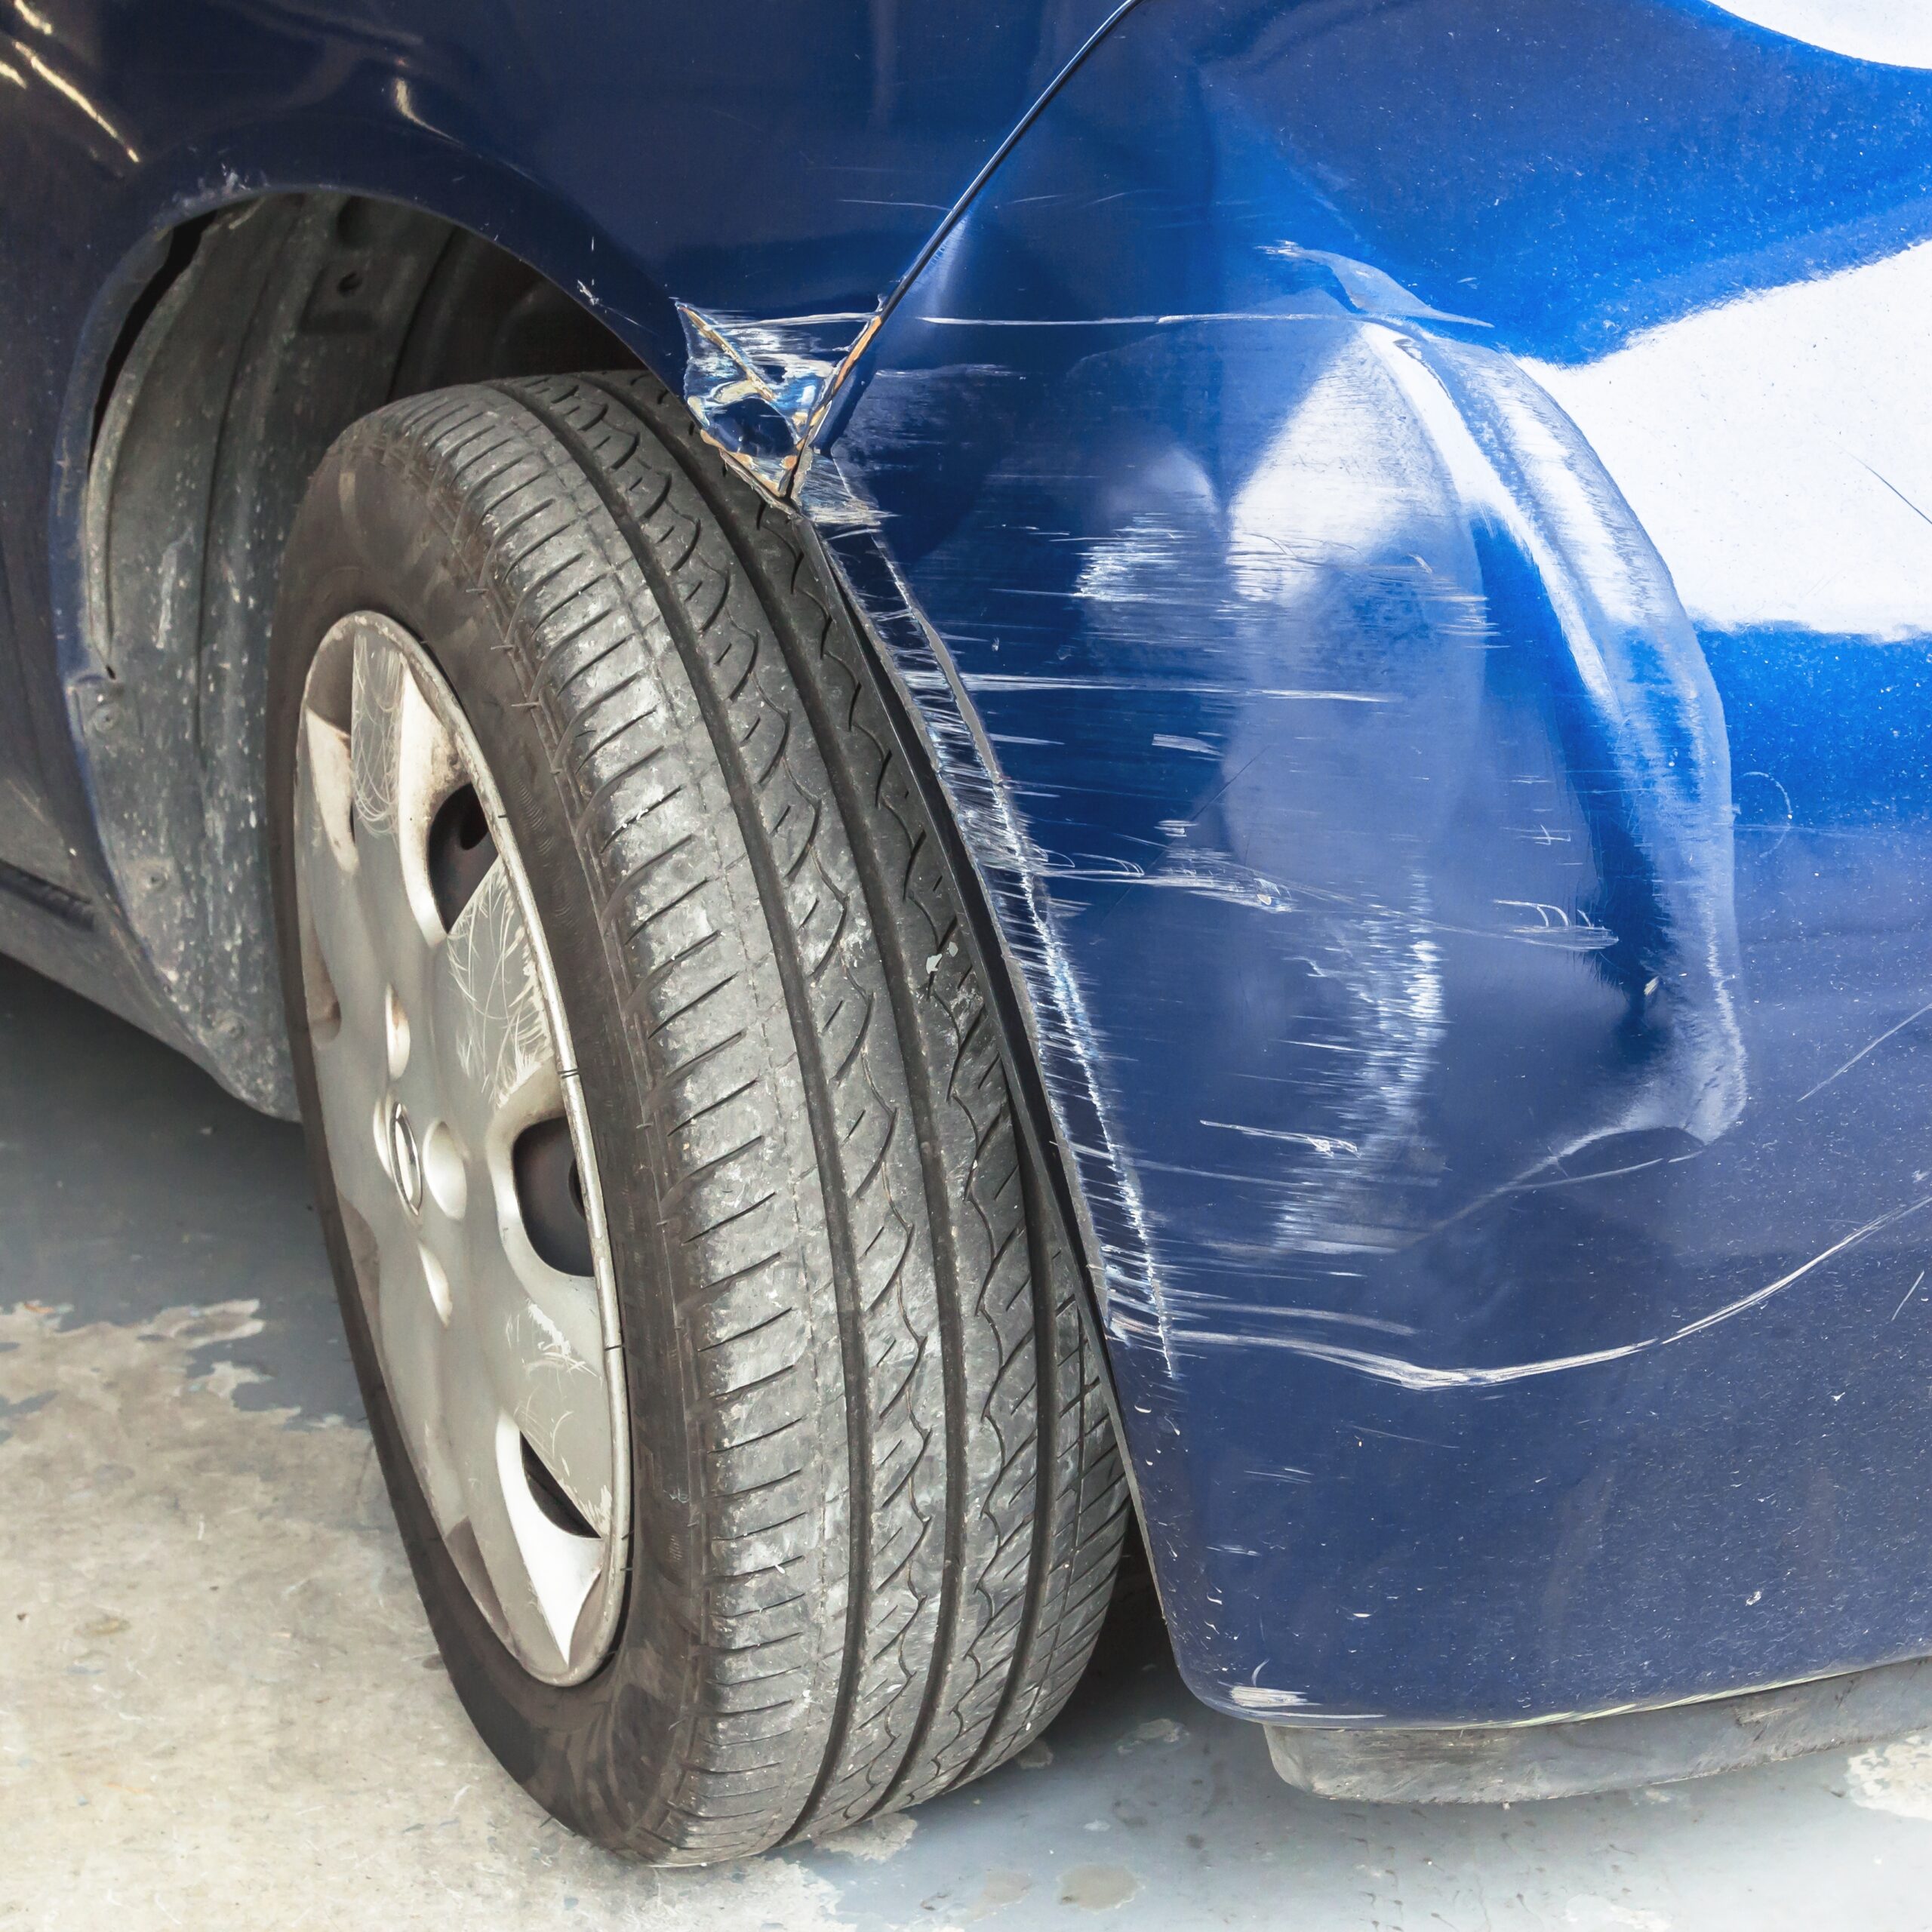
[802,1,1932,1721]
[2,0,1931,1731]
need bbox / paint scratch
[1131,1191,1932,1388]
[1801,998,1932,1103]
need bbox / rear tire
[267,373,1129,1860]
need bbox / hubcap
[292,613,629,1683]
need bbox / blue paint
[2,0,1930,1737]
[803,0,1932,1724]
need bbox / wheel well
[80,193,641,1112]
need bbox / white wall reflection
[1700,0,1932,69]
[1525,238,1932,641]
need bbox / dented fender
[744,0,1932,1728]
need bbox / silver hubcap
[293,613,629,1683]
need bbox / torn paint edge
[675,1,1153,503]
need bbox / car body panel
[5,0,1932,1740]
[801,0,1932,1726]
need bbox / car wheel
[266,373,1130,1861]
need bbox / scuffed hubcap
[293,613,629,1684]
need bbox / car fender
[791,0,1932,1726]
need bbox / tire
[266,371,1129,1861]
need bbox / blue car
[5,0,1931,1857]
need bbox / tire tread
[337,377,1128,1860]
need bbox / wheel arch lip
[52,154,688,709]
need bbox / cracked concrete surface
[7,951,1932,1928]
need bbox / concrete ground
[5,952,1932,1930]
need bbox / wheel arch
[63,189,650,1111]
[55,173,1139,1538]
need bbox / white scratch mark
[1894,1270,1926,1321]
[1201,1120,1360,1157]
[1149,1192,1932,1388]
[1801,998,1932,1103]
[958,673,1392,703]
[1229,1685,1311,1712]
